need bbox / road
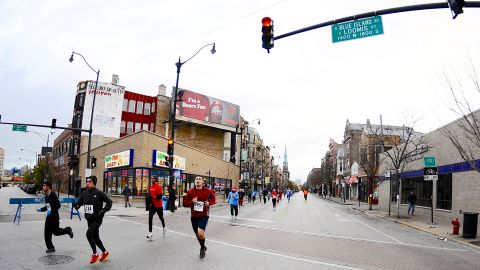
[1,191,479,269]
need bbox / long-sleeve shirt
[40,191,61,218]
[75,188,112,220]
[227,192,239,206]
[184,187,216,217]
[150,183,163,208]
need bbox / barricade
[9,197,81,224]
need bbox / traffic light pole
[274,2,480,41]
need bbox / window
[120,121,126,134]
[144,102,151,115]
[123,99,128,111]
[127,122,133,134]
[401,177,433,207]
[150,123,155,132]
[437,173,452,210]
[136,101,144,114]
[135,122,141,132]
[151,102,155,113]
[142,123,149,131]
[128,100,136,113]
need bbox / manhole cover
[38,255,74,265]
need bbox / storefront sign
[105,149,134,169]
[152,150,186,170]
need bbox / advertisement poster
[174,88,240,130]
[152,150,186,170]
[105,149,134,169]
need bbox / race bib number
[84,205,94,214]
[193,201,204,212]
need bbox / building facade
[0,148,4,177]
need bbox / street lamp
[169,43,216,190]
[69,51,100,176]
[26,130,52,147]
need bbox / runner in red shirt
[146,176,166,240]
[184,176,216,259]
[271,189,278,211]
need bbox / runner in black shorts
[184,176,216,259]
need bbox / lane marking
[113,217,367,270]
[326,204,403,244]
[209,214,275,223]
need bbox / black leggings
[230,204,238,216]
[86,218,106,254]
[44,216,69,250]
[149,206,165,232]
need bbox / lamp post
[26,131,51,147]
[69,51,100,177]
[169,43,216,190]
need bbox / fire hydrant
[451,218,460,235]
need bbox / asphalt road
[1,191,479,269]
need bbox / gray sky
[1,0,480,181]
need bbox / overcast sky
[1,0,480,182]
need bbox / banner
[105,149,134,169]
[152,150,186,170]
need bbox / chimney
[158,84,167,96]
[112,74,119,85]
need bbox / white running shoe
[146,233,153,240]
[163,227,167,235]
[234,216,237,219]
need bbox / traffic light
[261,17,274,53]
[91,157,97,168]
[448,0,465,19]
[167,138,174,156]
[164,155,170,167]
[51,118,57,128]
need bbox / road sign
[12,124,27,132]
[424,156,436,167]
[332,16,384,43]
[424,167,438,181]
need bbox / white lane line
[209,214,275,223]
[113,217,367,270]
[327,204,403,244]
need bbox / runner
[251,190,257,203]
[74,175,112,264]
[238,188,245,207]
[303,189,308,201]
[37,181,73,253]
[147,176,166,240]
[262,189,268,204]
[271,188,278,211]
[227,187,239,219]
[184,176,216,259]
[286,188,293,203]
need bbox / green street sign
[424,156,436,168]
[12,124,27,132]
[332,16,384,43]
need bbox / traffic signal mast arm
[274,1,480,41]
[0,120,90,132]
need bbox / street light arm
[70,51,98,75]
[179,43,216,67]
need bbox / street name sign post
[424,167,438,181]
[332,16,384,43]
[424,156,436,167]
[12,124,27,132]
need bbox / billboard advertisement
[105,149,134,169]
[78,81,125,138]
[174,88,240,131]
[152,150,186,170]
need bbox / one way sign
[424,167,438,181]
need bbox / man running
[75,175,112,264]
[147,176,166,240]
[303,189,309,201]
[271,189,278,211]
[286,188,293,203]
[227,187,239,219]
[37,181,73,253]
[238,188,245,207]
[184,176,216,259]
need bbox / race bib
[193,201,204,212]
[84,205,94,214]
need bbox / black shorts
[191,216,209,232]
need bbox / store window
[437,173,452,210]
[401,176,433,207]
[151,102,155,113]
[136,101,144,114]
[127,122,133,134]
[123,99,128,111]
[128,100,136,113]
[144,102,151,115]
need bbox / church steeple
[283,145,289,181]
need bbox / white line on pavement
[113,217,367,270]
[209,214,276,223]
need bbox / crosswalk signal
[167,138,174,156]
[261,17,274,53]
[447,0,465,19]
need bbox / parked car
[24,184,37,194]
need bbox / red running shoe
[89,254,99,264]
[100,251,110,262]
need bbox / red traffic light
[262,17,272,26]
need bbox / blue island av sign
[332,16,384,43]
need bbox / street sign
[424,167,438,181]
[424,156,436,167]
[12,124,27,132]
[332,16,384,43]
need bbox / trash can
[462,212,478,238]
[162,196,168,210]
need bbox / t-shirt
[150,183,163,208]
[272,191,278,199]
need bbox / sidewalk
[317,195,480,250]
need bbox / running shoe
[146,233,153,240]
[100,251,110,262]
[67,227,74,239]
[163,227,167,235]
[89,254,99,264]
[46,248,55,253]
[199,246,207,259]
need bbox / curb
[352,206,480,251]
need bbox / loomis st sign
[332,16,384,43]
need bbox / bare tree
[359,134,383,210]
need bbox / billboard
[174,88,240,131]
[78,81,125,138]
[105,149,134,169]
[152,150,186,170]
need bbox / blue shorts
[191,216,209,233]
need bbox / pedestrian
[271,188,278,211]
[267,190,271,202]
[238,188,245,207]
[278,189,283,202]
[227,187,239,219]
[184,176,216,259]
[122,184,131,207]
[168,186,177,213]
[286,188,292,203]
[407,190,416,215]
[258,189,263,203]
[37,181,74,253]
[303,189,308,201]
[247,189,252,203]
[146,176,166,240]
[251,190,257,203]
[74,175,112,264]
[262,189,268,204]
